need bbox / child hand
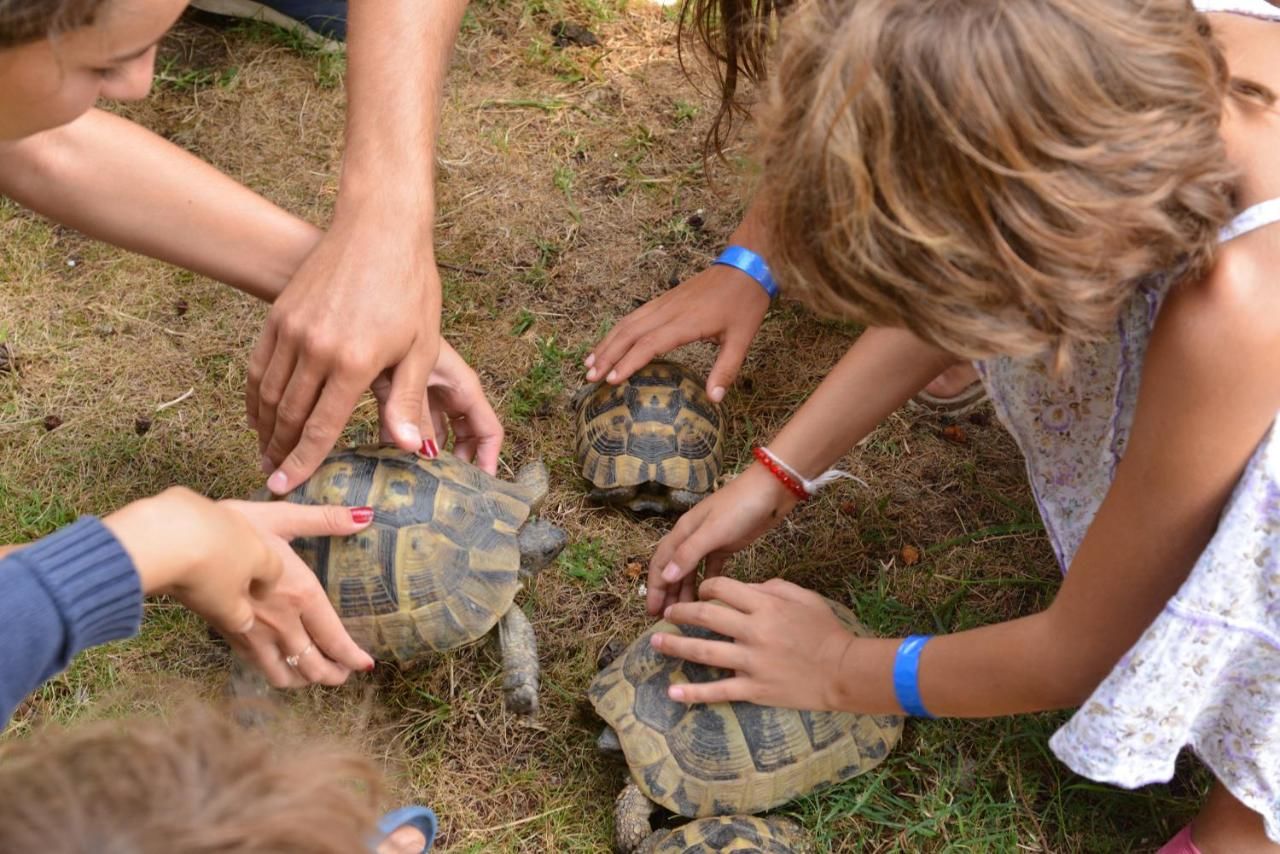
[646,464,800,615]
[650,577,855,711]
[586,264,770,402]
[372,339,504,475]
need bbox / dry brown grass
[0,4,1205,851]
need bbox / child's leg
[1182,782,1278,854]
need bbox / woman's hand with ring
[104,489,377,689]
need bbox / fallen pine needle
[459,804,572,835]
[155,388,195,412]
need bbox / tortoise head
[517,517,568,579]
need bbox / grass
[0,5,1212,852]
[557,538,616,587]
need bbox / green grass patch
[557,538,614,587]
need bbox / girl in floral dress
[636,1,1280,850]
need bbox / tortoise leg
[614,782,657,854]
[498,605,540,716]
[634,829,669,854]
[666,490,705,512]
[590,485,640,507]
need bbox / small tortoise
[636,815,809,854]
[589,598,903,852]
[573,360,724,515]
[280,444,567,716]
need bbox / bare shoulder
[1151,231,1280,408]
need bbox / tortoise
[573,359,724,515]
[588,598,903,852]
[635,815,809,854]
[278,444,567,717]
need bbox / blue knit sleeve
[0,517,142,724]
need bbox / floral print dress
[975,185,1280,839]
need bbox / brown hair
[756,0,1274,369]
[0,704,387,853]
[0,0,106,48]
[678,0,797,156]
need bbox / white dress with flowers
[974,189,1280,839]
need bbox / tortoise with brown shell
[573,360,724,515]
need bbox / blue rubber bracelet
[713,245,779,300]
[892,635,935,719]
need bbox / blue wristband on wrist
[892,634,935,718]
[713,245,778,300]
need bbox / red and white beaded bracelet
[753,446,868,501]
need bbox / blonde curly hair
[758,0,1271,369]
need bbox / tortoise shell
[643,816,806,853]
[282,445,536,664]
[574,360,724,499]
[589,598,903,817]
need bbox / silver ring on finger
[285,642,315,669]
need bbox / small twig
[155,387,195,412]
[459,804,572,835]
[438,261,490,276]
[96,305,189,338]
[0,416,48,432]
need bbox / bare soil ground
[0,3,1205,851]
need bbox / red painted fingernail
[364,661,375,672]
[351,507,374,524]
[419,438,439,458]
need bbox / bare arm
[659,244,1280,715]
[246,0,474,491]
[646,326,957,613]
[0,109,313,301]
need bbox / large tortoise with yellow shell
[279,444,567,716]
[573,360,724,515]
[589,597,902,852]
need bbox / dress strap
[1194,0,1280,20]
[1219,197,1280,243]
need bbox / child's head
[0,704,389,853]
[0,0,186,140]
[759,0,1270,369]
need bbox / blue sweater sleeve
[0,517,142,724]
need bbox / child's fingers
[667,676,752,705]
[649,630,746,672]
[677,573,698,607]
[663,598,752,638]
[696,576,761,613]
[758,577,826,606]
[603,327,684,386]
[706,328,753,404]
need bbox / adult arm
[0,109,501,471]
[247,0,473,493]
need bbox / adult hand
[113,488,376,688]
[371,339,503,475]
[650,577,855,710]
[586,263,770,403]
[247,216,443,496]
[646,463,799,615]
[218,498,377,688]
